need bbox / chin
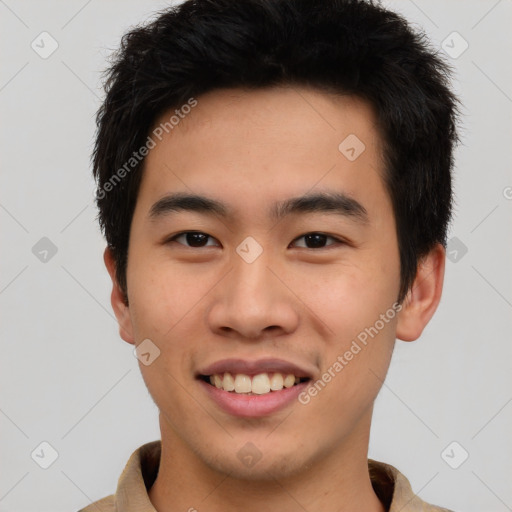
[200,443,312,482]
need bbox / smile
[196,358,314,417]
[202,372,309,395]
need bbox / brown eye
[171,232,219,247]
[292,233,339,249]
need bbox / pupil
[187,233,208,247]
[305,233,326,248]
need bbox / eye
[169,231,220,248]
[291,232,341,249]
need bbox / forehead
[138,86,390,223]
[160,86,382,153]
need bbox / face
[112,86,405,479]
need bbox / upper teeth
[209,373,301,394]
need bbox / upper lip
[197,358,315,379]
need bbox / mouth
[196,358,314,417]
[199,372,310,395]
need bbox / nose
[206,252,300,340]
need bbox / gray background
[1,1,511,510]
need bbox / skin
[105,86,445,512]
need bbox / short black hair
[93,0,460,304]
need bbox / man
[81,0,459,510]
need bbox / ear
[103,247,135,345]
[396,243,446,342]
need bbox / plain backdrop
[1,1,511,511]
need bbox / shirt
[78,440,453,512]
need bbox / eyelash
[167,231,345,249]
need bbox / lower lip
[199,380,308,418]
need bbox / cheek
[303,284,398,427]
[126,256,193,339]
[126,256,223,368]
[290,248,400,403]
[288,251,400,344]
[126,262,203,393]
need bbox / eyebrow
[148,191,368,224]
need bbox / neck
[149,412,385,512]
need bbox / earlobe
[103,247,135,344]
[396,243,446,342]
